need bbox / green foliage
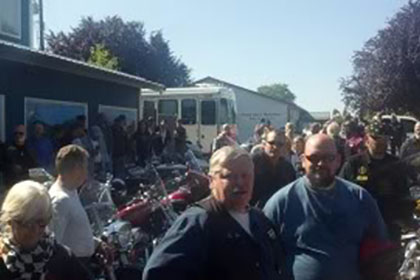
[257,83,296,102]
[46,16,191,86]
[87,43,119,70]
[341,0,420,118]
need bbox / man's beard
[308,169,335,188]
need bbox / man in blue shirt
[264,134,387,280]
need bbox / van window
[143,101,156,120]
[181,99,196,125]
[220,98,229,124]
[158,99,178,117]
[220,98,236,124]
[201,100,216,125]
[228,99,236,123]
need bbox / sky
[42,0,408,112]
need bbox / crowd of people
[0,114,188,193]
[0,111,418,279]
[144,114,418,280]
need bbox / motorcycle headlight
[104,220,132,249]
[117,223,132,246]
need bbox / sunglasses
[267,140,285,147]
[14,132,24,136]
[304,154,336,164]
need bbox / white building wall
[233,87,288,143]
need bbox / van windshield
[220,98,235,124]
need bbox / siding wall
[0,59,139,141]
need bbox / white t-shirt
[48,181,95,257]
[229,210,252,237]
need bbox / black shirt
[4,143,36,187]
[339,152,414,234]
[251,151,296,207]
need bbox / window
[220,98,236,124]
[228,99,236,123]
[220,98,229,124]
[0,95,4,142]
[0,0,21,39]
[181,99,196,125]
[201,100,216,125]
[143,101,156,120]
[158,99,178,117]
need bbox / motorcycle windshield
[79,180,116,235]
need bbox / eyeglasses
[266,140,285,147]
[15,217,51,229]
[14,132,24,136]
[304,154,336,164]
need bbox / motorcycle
[79,175,143,280]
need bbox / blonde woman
[0,180,90,280]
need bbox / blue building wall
[0,59,139,142]
[0,0,31,47]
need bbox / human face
[263,131,286,160]
[302,135,339,188]
[293,139,305,155]
[14,125,26,146]
[11,216,51,250]
[34,123,44,138]
[366,134,388,157]
[414,123,420,139]
[210,155,254,212]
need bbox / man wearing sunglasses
[251,129,296,207]
[340,118,414,242]
[264,134,387,280]
[4,125,36,187]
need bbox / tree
[341,0,420,118]
[257,83,296,102]
[46,16,191,86]
[87,43,119,70]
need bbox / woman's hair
[209,146,251,176]
[0,180,52,234]
[55,144,89,175]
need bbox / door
[200,100,217,153]
[181,98,199,145]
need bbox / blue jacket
[143,197,282,280]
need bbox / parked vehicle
[141,85,237,153]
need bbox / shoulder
[168,206,209,233]
[384,153,399,162]
[335,177,375,202]
[264,178,302,210]
[251,149,265,160]
[49,184,72,205]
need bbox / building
[194,76,313,143]
[0,0,163,142]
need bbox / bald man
[264,134,387,280]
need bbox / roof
[194,76,309,113]
[142,85,232,96]
[310,111,331,121]
[0,40,164,91]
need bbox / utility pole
[39,0,45,50]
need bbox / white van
[381,115,418,138]
[140,85,237,154]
